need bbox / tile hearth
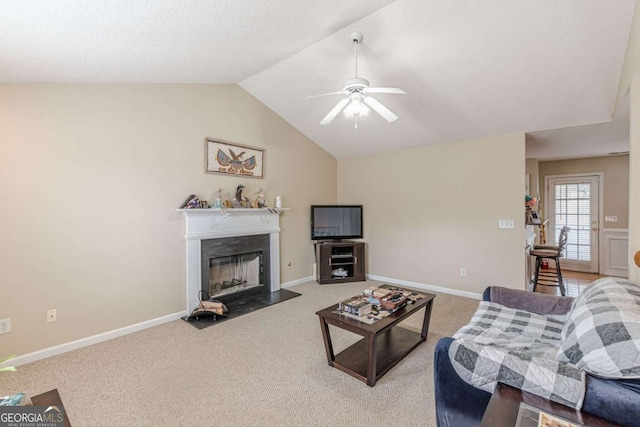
[182,288,300,329]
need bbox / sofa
[434,279,640,427]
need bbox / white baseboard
[8,311,187,368]
[366,274,483,300]
[6,275,474,368]
[7,277,313,368]
[280,276,314,288]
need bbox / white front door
[547,175,600,273]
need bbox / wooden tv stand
[315,241,365,284]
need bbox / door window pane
[554,182,591,261]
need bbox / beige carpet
[0,280,479,426]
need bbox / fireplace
[208,253,261,296]
[201,234,270,304]
[179,208,284,313]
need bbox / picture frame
[204,138,265,178]
[527,210,541,224]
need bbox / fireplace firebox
[201,234,271,304]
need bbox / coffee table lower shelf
[332,327,423,383]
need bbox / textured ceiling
[0,0,394,83]
[1,0,637,160]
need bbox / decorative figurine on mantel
[252,188,268,208]
[211,187,230,217]
[233,184,250,208]
[212,187,224,208]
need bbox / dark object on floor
[434,285,640,427]
[182,289,301,330]
[186,290,228,321]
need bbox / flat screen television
[311,205,363,240]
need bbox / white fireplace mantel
[178,208,288,313]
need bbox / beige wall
[0,84,337,356]
[630,76,640,283]
[538,155,630,229]
[337,133,526,294]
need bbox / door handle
[592,227,598,232]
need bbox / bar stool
[530,226,570,296]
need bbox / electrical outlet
[47,309,57,323]
[460,268,467,277]
[499,219,515,229]
[0,318,10,335]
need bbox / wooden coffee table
[316,285,435,386]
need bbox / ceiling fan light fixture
[343,96,369,117]
[344,102,368,129]
[310,31,404,126]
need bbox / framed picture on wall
[205,138,265,178]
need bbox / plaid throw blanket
[557,278,640,379]
[449,301,586,408]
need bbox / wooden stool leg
[532,256,541,293]
[555,256,566,296]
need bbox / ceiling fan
[308,31,406,128]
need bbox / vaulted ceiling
[1,0,637,160]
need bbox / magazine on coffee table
[333,285,427,324]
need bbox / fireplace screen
[208,251,263,298]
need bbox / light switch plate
[0,318,10,335]
[605,216,618,222]
[499,219,515,229]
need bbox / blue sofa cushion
[434,337,491,427]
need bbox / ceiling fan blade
[363,87,406,94]
[305,91,349,99]
[320,98,350,125]
[363,96,399,122]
